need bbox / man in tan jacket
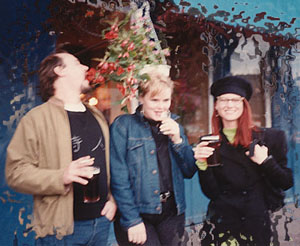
[6,51,116,245]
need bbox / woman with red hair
[194,76,293,245]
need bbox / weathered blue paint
[0,0,55,245]
[174,0,300,36]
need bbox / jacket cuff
[63,184,71,194]
[259,155,277,173]
[196,160,208,171]
[121,217,143,230]
[261,155,274,166]
[171,135,187,151]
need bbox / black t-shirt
[67,108,108,221]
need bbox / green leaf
[121,105,129,113]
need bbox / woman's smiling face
[215,93,244,128]
[139,87,172,122]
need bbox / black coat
[198,128,293,246]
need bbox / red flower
[105,30,118,40]
[126,77,132,84]
[97,62,108,74]
[130,88,137,97]
[111,24,118,32]
[86,68,96,82]
[131,78,138,85]
[117,66,125,76]
[122,52,129,58]
[128,42,135,51]
[86,68,106,86]
[163,48,170,56]
[142,39,148,45]
[109,62,117,71]
[127,64,135,72]
[116,84,126,96]
[121,40,129,48]
[102,62,109,70]
[85,10,94,18]
[95,74,105,84]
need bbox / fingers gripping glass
[199,135,222,167]
[158,110,171,135]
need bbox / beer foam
[201,135,220,141]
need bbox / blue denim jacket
[110,108,197,229]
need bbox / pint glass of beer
[83,166,100,203]
[199,135,222,167]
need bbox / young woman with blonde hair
[110,65,197,245]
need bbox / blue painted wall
[174,0,300,36]
[0,1,55,244]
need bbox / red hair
[211,99,256,148]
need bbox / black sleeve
[259,129,293,190]
[198,168,220,200]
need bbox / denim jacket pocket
[127,139,144,151]
[127,140,144,168]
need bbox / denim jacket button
[152,169,157,175]
[154,190,159,194]
[150,150,155,154]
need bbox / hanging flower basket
[86,11,170,110]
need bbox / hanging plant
[86,11,170,109]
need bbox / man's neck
[54,91,85,112]
[54,78,82,105]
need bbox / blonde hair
[139,71,174,98]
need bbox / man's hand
[63,156,95,185]
[128,222,147,245]
[101,200,117,221]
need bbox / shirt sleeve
[109,117,143,229]
[169,124,198,178]
[259,129,293,191]
[5,114,67,196]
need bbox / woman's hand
[159,118,182,144]
[246,144,269,165]
[128,222,147,245]
[193,141,215,162]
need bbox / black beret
[210,76,253,100]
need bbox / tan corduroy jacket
[5,97,113,239]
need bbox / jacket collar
[48,96,92,111]
[48,96,65,107]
